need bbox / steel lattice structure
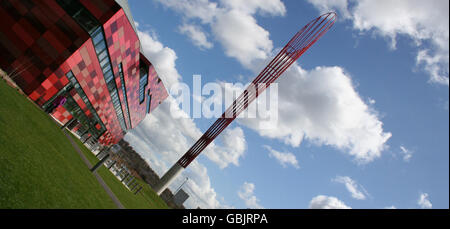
[154,12,337,195]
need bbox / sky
[123,0,449,209]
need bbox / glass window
[146,93,152,114]
[97,50,108,61]
[139,74,148,104]
[56,0,100,35]
[99,56,109,68]
[118,63,132,128]
[95,41,106,54]
[72,9,99,35]
[92,32,103,45]
[64,70,106,139]
[104,70,113,81]
[107,82,116,92]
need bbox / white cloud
[417,50,449,85]
[204,126,247,169]
[418,193,432,209]
[220,0,286,16]
[154,0,287,68]
[239,64,392,164]
[178,23,213,50]
[309,195,351,209]
[333,176,368,200]
[307,0,449,85]
[155,0,219,24]
[211,9,274,67]
[263,145,300,169]
[384,205,397,209]
[238,182,264,209]
[399,145,413,162]
[308,0,351,19]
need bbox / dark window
[65,71,106,139]
[119,63,132,128]
[139,76,147,104]
[139,60,149,104]
[56,0,100,35]
[146,91,152,114]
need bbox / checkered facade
[103,8,139,129]
[0,1,168,146]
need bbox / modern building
[0,0,168,145]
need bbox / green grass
[0,79,117,208]
[68,133,169,209]
[0,79,168,209]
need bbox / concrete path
[63,130,125,209]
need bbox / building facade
[0,0,168,146]
[173,189,189,207]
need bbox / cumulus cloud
[263,145,300,169]
[307,0,449,85]
[211,9,273,67]
[154,0,286,67]
[418,193,432,209]
[178,23,213,50]
[309,195,351,209]
[333,176,368,200]
[238,182,264,209]
[239,64,392,164]
[204,127,247,169]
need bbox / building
[0,0,168,146]
[173,189,189,207]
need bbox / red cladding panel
[103,9,140,129]
[51,105,73,125]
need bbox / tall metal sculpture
[154,12,337,195]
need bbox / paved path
[63,130,125,209]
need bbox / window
[90,27,127,131]
[139,60,149,104]
[146,91,152,114]
[118,63,132,128]
[65,71,106,139]
[56,0,100,35]
[139,76,147,103]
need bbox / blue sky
[124,0,449,209]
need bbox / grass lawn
[0,79,118,208]
[0,79,167,209]
[68,133,169,209]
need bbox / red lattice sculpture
[178,12,337,167]
[154,12,337,195]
